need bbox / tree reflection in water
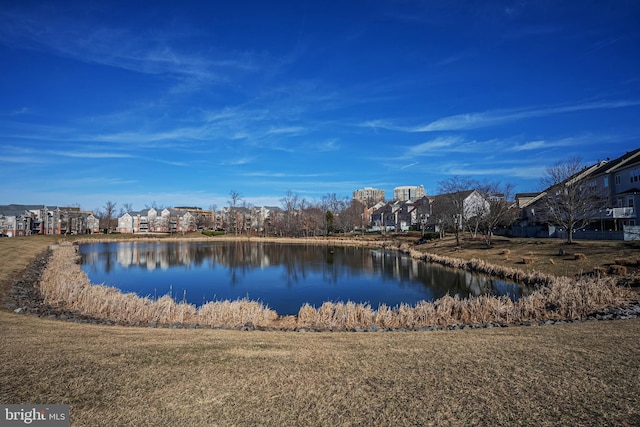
[79,241,530,316]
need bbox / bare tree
[436,177,476,246]
[280,190,300,236]
[542,157,607,244]
[228,190,242,235]
[338,199,365,233]
[102,201,117,233]
[475,181,519,247]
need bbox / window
[615,175,621,185]
[629,198,634,208]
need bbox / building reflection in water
[79,241,530,314]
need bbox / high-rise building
[353,187,385,206]
[393,185,426,201]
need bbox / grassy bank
[1,235,639,425]
[1,311,639,426]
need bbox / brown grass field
[1,234,639,426]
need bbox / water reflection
[79,241,529,315]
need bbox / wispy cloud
[0,8,262,89]
[48,150,133,159]
[406,137,461,155]
[439,162,548,180]
[218,158,254,166]
[361,100,640,134]
[411,100,640,132]
[509,134,622,152]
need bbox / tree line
[91,157,605,244]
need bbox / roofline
[605,149,640,173]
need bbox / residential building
[393,185,426,201]
[515,147,640,240]
[117,208,197,234]
[0,204,99,236]
[352,187,385,206]
[370,197,432,232]
[428,190,489,232]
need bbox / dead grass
[40,244,278,328]
[1,235,640,425]
[0,236,57,303]
[411,235,640,278]
[1,311,638,426]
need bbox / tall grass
[39,241,632,330]
[40,244,277,327]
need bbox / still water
[79,241,527,316]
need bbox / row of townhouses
[116,206,285,234]
[514,147,640,240]
[357,148,640,240]
[0,205,100,237]
[368,190,490,233]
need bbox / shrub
[614,258,633,266]
[202,230,225,237]
[500,249,511,255]
[574,253,587,260]
[522,257,535,265]
[609,265,628,276]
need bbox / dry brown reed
[593,267,608,278]
[40,241,632,331]
[40,244,277,327]
[609,265,628,276]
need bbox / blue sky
[1,1,639,212]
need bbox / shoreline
[4,237,640,331]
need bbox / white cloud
[406,137,461,155]
[412,100,640,132]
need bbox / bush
[202,230,225,237]
[574,253,587,260]
[522,257,535,265]
[416,233,440,245]
[609,265,628,276]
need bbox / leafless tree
[209,204,218,230]
[102,200,117,233]
[228,190,242,235]
[338,199,365,233]
[122,202,134,214]
[542,156,607,244]
[475,181,519,247]
[436,176,476,246]
[280,190,300,236]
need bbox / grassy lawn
[1,234,639,426]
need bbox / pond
[78,241,529,316]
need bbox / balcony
[595,207,636,219]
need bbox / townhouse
[516,148,640,240]
[117,208,197,234]
[0,204,99,236]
